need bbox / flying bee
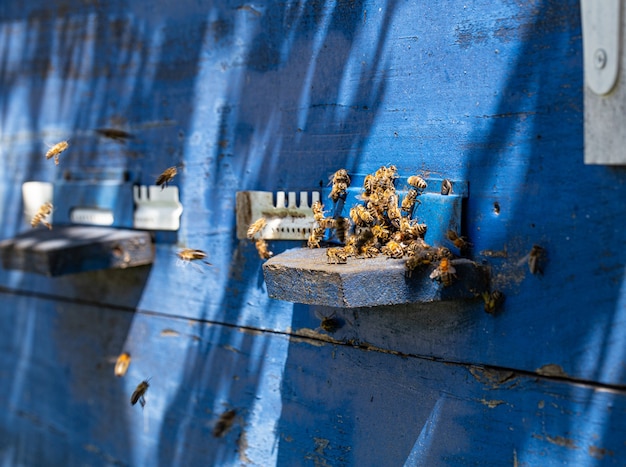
[177,248,211,264]
[130,378,151,408]
[381,240,404,258]
[441,179,452,195]
[446,230,470,252]
[312,201,326,223]
[156,166,178,189]
[407,175,427,191]
[353,228,374,251]
[326,247,348,264]
[308,226,325,248]
[482,290,505,314]
[528,245,546,275]
[114,352,131,377]
[401,189,419,215]
[255,238,273,259]
[247,217,267,239]
[45,140,69,165]
[350,205,374,226]
[430,257,456,286]
[31,202,53,229]
[329,169,351,201]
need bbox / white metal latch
[581,0,621,95]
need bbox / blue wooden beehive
[0,1,625,465]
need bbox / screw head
[594,49,607,69]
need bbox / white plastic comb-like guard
[133,185,183,231]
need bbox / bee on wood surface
[405,250,436,277]
[528,245,546,275]
[213,409,237,438]
[350,205,374,226]
[407,175,427,191]
[31,202,53,229]
[386,199,402,229]
[401,189,419,215]
[329,169,351,202]
[308,226,325,248]
[440,179,452,195]
[374,165,398,190]
[405,237,430,257]
[177,248,210,263]
[247,217,267,239]
[156,166,178,189]
[430,257,456,286]
[446,230,470,252]
[482,290,504,314]
[326,247,348,264]
[114,352,131,377]
[130,378,151,408]
[353,228,374,251]
[45,140,69,165]
[312,201,326,223]
[381,240,404,259]
[319,314,342,333]
[359,244,380,258]
[255,238,273,259]
[434,246,453,259]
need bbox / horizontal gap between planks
[0,285,624,394]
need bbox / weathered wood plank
[1,292,625,466]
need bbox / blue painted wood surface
[0,0,625,464]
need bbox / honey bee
[329,169,351,201]
[371,224,390,242]
[528,245,546,275]
[114,352,131,377]
[213,409,237,438]
[386,199,402,228]
[363,174,376,195]
[400,218,427,239]
[177,248,211,264]
[359,245,380,258]
[381,240,404,258]
[429,257,456,286]
[156,166,178,189]
[401,189,419,214]
[333,217,350,243]
[407,175,427,191]
[326,247,348,264]
[482,290,505,314]
[319,314,342,333]
[308,226,325,248]
[247,217,267,239]
[405,250,436,277]
[353,228,374,251]
[312,201,326,223]
[441,179,452,195]
[130,378,151,407]
[31,202,53,229]
[45,140,69,165]
[446,230,470,252]
[255,238,273,259]
[350,205,374,226]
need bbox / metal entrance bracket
[581,0,626,164]
[581,0,621,96]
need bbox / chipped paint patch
[469,366,517,388]
[536,364,568,378]
[589,445,614,459]
[160,328,181,337]
[480,398,506,408]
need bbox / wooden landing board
[0,226,154,276]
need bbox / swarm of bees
[308,166,467,286]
